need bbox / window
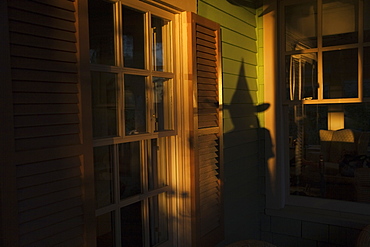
[281,0,370,204]
[88,0,176,245]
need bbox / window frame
[275,0,370,214]
[88,1,179,246]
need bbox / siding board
[11,69,78,82]
[13,92,78,104]
[14,124,80,139]
[13,81,79,93]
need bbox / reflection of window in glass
[285,1,317,51]
[365,0,370,42]
[148,139,168,190]
[149,193,169,246]
[124,75,147,135]
[94,145,114,209]
[323,49,358,99]
[289,103,370,202]
[152,16,170,72]
[121,202,143,246]
[285,53,318,101]
[153,77,173,131]
[88,0,114,65]
[364,47,370,98]
[322,0,358,47]
[123,6,145,69]
[97,212,114,247]
[91,72,118,138]
[118,142,141,199]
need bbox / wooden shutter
[2,0,86,246]
[188,12,224,247]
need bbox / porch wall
[198,0,267,244]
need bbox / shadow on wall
[222,60,274,242]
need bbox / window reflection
[323,49,358,99]
[119,142,141,200]
[121,202,143,247]
[94,145,114,208]
[285,53,318,101]
[365,0,370,42]
[124,75,147,135]
[322,0,358,46]
[89,0,115,65]
[285,1,317,51]
[97,212,115,247]
[91,72,118,138]
[123,6,145,69]
[153,77,173,131]
[152,16,170,72]
[289,103,370,203]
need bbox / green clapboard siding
[198,0,266,244]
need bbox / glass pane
[123,6,145,69]
[323,49,358,99]
[121,202,143,247]
[322,0,358,46]
[148,139,167,190]
[285,1,317,51]
[91,72,118,138]
[97,212,115,247]
[285,53,318,101]
[119,142,141,199]
[152,16,171,72]
[364,47,370,98]
[149,193,169,246]
[94,145,114,208]
[88,0,115,65]
[124,75,147,135]
[365,0,370,42]
[153,77,173,131]
[289,103,370,203]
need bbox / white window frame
[264,0,370,216]
[87,1,190,246]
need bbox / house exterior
[1,0,370,246]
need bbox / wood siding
[5,0,84,246]
[198,0,266,244]
[188,12,224,247]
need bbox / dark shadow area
[222,60,273,242]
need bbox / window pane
[364,47,370,98]
[323,49,358,99]
[289,103,370,203]
[285,53,318,101]
[123,6,145,69]
[153,77,173,131]
[91,72,118,138]
[149,193,169,246]
[124,75,147,135]
[94,145,114,208]
[322,0,358,46]
[121,202,143,247]
[148,139,167,190]
[285,1,317,51]
[365,0,370,42]
[152,16,171,72]
[119,142,141,199]
[88,0,115,65]
[97,212,115,247]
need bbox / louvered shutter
[1,0,86,246]
[188,12,224,247]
